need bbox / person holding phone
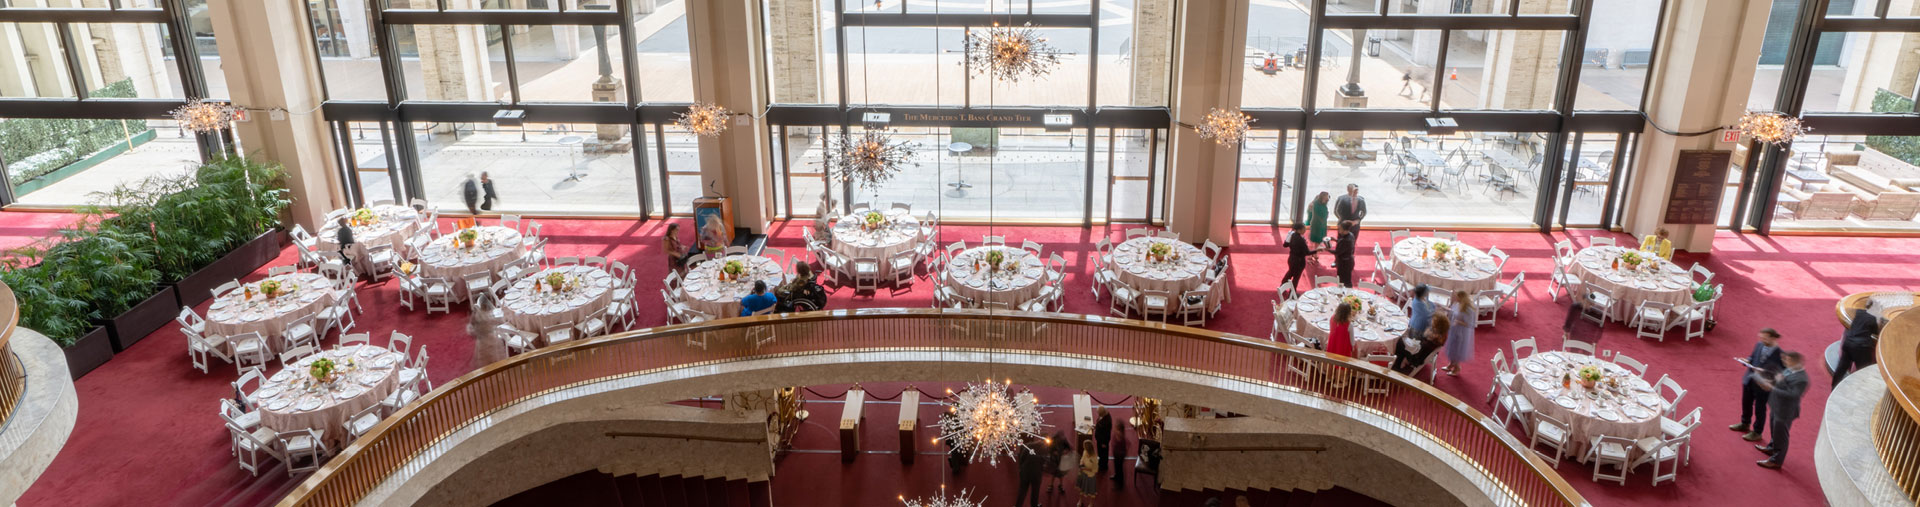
[1731,328,1785,442]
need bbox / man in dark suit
[1731,328,1785,442]
[1333,184,1368,228]
[1094,407,1113,473]
[1015,438,1043,507]
[1756,351,1809,469]
[1279,222,1312,291]
[1332,221,1358,287]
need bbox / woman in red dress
[1326,302,1355,358]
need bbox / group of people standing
[1280,183,1369,290]
[1014,408,1125,507]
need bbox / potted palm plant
[0,267,111,379]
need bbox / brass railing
[281,309,1586,507]
[0,282,23,425]
[1876,309,1920,502]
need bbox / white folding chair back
[1511,337,1536,361]
[1433,231,1458,241]
[1390,229,1411,243]
[340,332,371,347]
[267,265,296,276]
[1125,228,1149,240]
[1313,275,1340,287]
[1155,231,1180,240]
[1612,352,1648,378]
[982,235,1005,246]
[1562,339,1595,356]
[1590,236,1616,247]
[213,280,241,300]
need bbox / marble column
[765,0,823,105]
[686,0,773,234]
[1130,0,1173,106]
[1621,0,1773,253]
[205,0,346,231]
[1163,0,1250,244]
[1475,0,1569,110]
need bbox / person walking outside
[461,173,481,215]
[479,171,499,211]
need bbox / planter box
[102,285,181,352]
[175,230,288,307]
[62,327,114,380]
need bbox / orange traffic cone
[1449,67,1459,80]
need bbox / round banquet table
[317,205,420,273]
[1390,237,1500,295]
[1565,246,1693,322]
[501,265,616,333]
[1288,287,1409,358]
[943,245,1047,307]
[683,255,786,318]
[1109,237,1212,296]
[256,344,406,449]
[205,273,336,354]
[417,226,525,301]
[1509,351,1666,462]
[831,208,922,271]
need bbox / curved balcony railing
[1876,309,1920,503]
[281,309,1585,507]
[0,282,24,425]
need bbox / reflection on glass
[0,23,77,98]
[1802,31,1920,113]
[416,122,640,215]
[1773,133,1920,231]
[1443,30,1564,111]
[1234,131,1292,223]
[1100,0,1175,107]
[1576,1,1658,110]
[5,117,198,206]
[395,25,511,102]
[1242,0,1310,108]
[340,122,403,205]
[823,126,1090,221]
[1305,130,1542,227]
[72,24,187,99]
[1317,29,1441,110]
[1558,134,1620,225]
[512,24,627,103]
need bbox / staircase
[492,470,769,507]
[1155,486,1387,507]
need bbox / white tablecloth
[317,205,420,273]
[831,208,922,271]
[1391,237,1499,295]
[257,344,405,450]
[683,255,786,318]
[1109,237,1211,296]
[1566,246,1692,322]
[206,273,336,353]
[944,245,1046,306]
[1288,287,1408,357]
[417,226,525,301]
[501,265,616,333]
[1510,351,1666,461]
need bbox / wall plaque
[1662,150,1733,225]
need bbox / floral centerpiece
[1146,242,1173,263]
[309,357,337,383]
[457,228,479,249]
[1575,365,1604,388]
[351,207,377,226]
[545,272,569,292]
[1341,294,1365,315]
[1618,250,1643,268]
[983,249,1006,272]
[260,279,284,299]
[721,259,748,282]
[1429,241,1452,260]
[863,211,885,230]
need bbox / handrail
[1875,307,1920,502]
[0,281,24,425]
[280,308,1586,507]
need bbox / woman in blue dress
[1443,290,1476,376]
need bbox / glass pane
[1307,130,1541,226]
[1773,133,1920,231]
[634,2,694,102]
[1443,30,1565,111]
[763,0,840,104]
[1108,128,1160,222]
[6,117,197,206]
[183,0,225,97]
[417,122,640,215]
[1328,0,1379,14]
[1752,0,1852,110]
[341,122,402,205]
[1803,32,1920,113]
[511,24,626,103]
[1574,4,1656,110]
[396,24,511,102]
[663,123,702,215]
[832,126,1088,221]
[844,26,967,106]
[71,24,186,99]
[1101,0,1176,107]
[1318,29,1441,110]
[781,127,829,217]
[310,0,387,100]
[964,28,1090,107]
[1234,131,1290,223]
[1558,133,1619,225]
[0,23,77,98]
[1241,0,1311,109]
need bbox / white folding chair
[267,265,296,276]
[543,322,576,346]
[1590,236,1616,247]
[1510,337,1537,362]
[1487,245,1510,274]
[500,325,538,355]
[388,331,414,358]
[282,313,320,352]
[1530,413,1572,468]
[1313,275,1341,288]
[852,257,882,293]
[227,423,282,477]
[1689,263,1714,285]
[346,404,384,439]
[1586,435,1635,485]
[278,344,317,368]
[1432,231,1458,241]
[500,214,522,234]
[422,277,454,314]
[1633,434,1688,486]
[1125,228,1149,240]
[1139,289,1175,322]
[576,307,610,339]
[212,280,241,300]
[1611,352,1648,378]
[1155,231,1180,240]
[231,332,269,375]
[1021,239,1044,257]
[888,251,917,293]
[1178,289,1210,326]
[1580,285,1616,324]
[1631,300,1675,341]
[982,235,1005,246]
[1390,229,1412,243]
[1562,339,1595,356]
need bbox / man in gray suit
[1755,351,1809,469]
[1333,184,1368,228]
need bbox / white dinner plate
[1596,410,1619,422]
[257,386,284,398]
[374,356,398,368]
[357,346,382,358]
[270,370,292,382]
[241,313,263,322]
[335,388,364,400]
[1636,394,1662,408]
[360,372,384,385]
[1524,362,1546,373]
[298,398,324,411]
[1542,354,1565,363]
[1623,406,1654,420]
[265,398,294,411]
[1555,397,1579,409]
[1528,378,1552,391]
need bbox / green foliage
[1866,89,1920,166]
[0,79,152,186]
[1,156,290,346]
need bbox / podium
[692,196,734,245]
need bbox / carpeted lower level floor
[14,215,1914,506]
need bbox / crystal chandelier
[1736,111,1809,146]
[829,130,919,191]
[1194,107,1254,146]
[900,486,984,507]
[675,102,733,137]
[932,381,1048,466]
[962,24,1062,82]
[169,99,236,134]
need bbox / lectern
[692,196,733,245]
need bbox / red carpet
[13,213,1914,507]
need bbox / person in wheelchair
[775,263,828,313]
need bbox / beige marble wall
[0,329,79,505]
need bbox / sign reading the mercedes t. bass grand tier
[1662,150,1733,225]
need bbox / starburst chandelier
[900,486,984,507]
[829,130,919,191]
[962,24,1062,82]
[1193,107,1254,146]
[169,99,236,134]
[675,102,734,137]
[1736,111,1809,146]
[932,381,1048,466]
